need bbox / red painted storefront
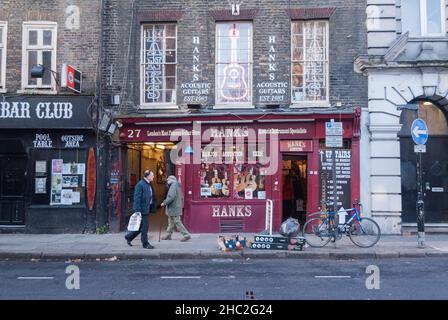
[117,110,361,233]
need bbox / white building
[356,0,448,234]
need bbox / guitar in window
[220,24,249,102]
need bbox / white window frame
[419,0,446,36]
[21,21,57,92]
[291,20,330,108]
[214,22,254,109]
[0,22,7,92]
[402,0,447,37]
[140,23,178,109]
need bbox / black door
[401,137,448,223]
[0,156,27,225]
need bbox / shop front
[0,96,97,233]
[117,110,360,233]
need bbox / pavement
[1,231,448,261]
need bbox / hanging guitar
[220,24,249,101]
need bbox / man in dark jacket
[125,170,157,249]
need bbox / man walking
[125,170,157,249]
[161,175,191,242]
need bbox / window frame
[290,20,330,107]
[21,21,58,92]
[0,22,7,92]
[402,0,446,37]
[139,23,179,109]
[419,0,446,37]
[214,21,254,109]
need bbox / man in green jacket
[161,175,191,242]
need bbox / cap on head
[144,170,152,178]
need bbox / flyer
[61,189,73,205]
[35,178,47,194]
[200,187,212,197]
[50,190,61,205]
[35,161,47,174]
[245,188,254,200]
[51,174,63,191]
[62,176,79,188]
[72,191,81,204]
[52,159,63,174]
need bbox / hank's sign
[280,140,313,153]
[0,96,93,129]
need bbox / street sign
[325,135,343,148]
[326,121,343,136]
[411,119,428,145]
[414,144,426,153]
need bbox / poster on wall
[61,189,73,205]
[245,188,254,200]
[36,161,47,174]
[200,187,212,197]
[52,159,63,174]
[35,178,47,194]
[72,191,81,204]
[51,190,62,205]
[62,176,79,188]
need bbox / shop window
[291,20,329,104]
[198,144,267,200]
[0,22,6,90]
[32,149,87,206]
[402,0,446,37]
[22,22,57,90]
[215,22,253,106]
[141,24,177,107]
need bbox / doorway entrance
[0,155,27,225]
[123,142,176,232]
[282,155,307,226]
[400,101,448,223]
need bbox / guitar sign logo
[220,24,249,101]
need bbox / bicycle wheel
[302,217,332,248]
[348,217,381,248]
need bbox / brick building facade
[0,0,104,233]
[102,1,368,234]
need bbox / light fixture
[423,85,437,98]
[30,64,59,85]
[156,144,166,150]
[144,142,155,147]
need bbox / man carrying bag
[125,170,157,249]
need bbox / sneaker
[161,234,172,240]
[180,235,191,242]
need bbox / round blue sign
[411,119,428,145]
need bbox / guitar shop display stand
[250,199,305,251]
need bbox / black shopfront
[0,96,97,233]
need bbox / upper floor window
[22,22,57,90]
[141,24,177,107]
[215,22,253,107]
[402,0,446,37]
[291,21,329,105]
[0,22,7,90]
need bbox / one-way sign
[411,119,428,145]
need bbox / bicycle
[301,201,381,248]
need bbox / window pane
[216,23,252,104]
[0,28,3,45]
[143,24,177,104]
[28,51,37,85]
[165,25,176,37]
[426,0,442,34]
[200,164,230,199]
[43,30,52,45]
[402,0,421,36]
[292,21,328,103]
[29,30,38,45]
[42,51,52,85]
[233,164,265,200]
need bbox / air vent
[220,219,244,233]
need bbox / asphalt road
[1,257,448,300]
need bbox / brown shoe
[161,234,172,240]
[180,235,191,242]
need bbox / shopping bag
[127,212,142,232]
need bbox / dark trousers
[125,214,150,246]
